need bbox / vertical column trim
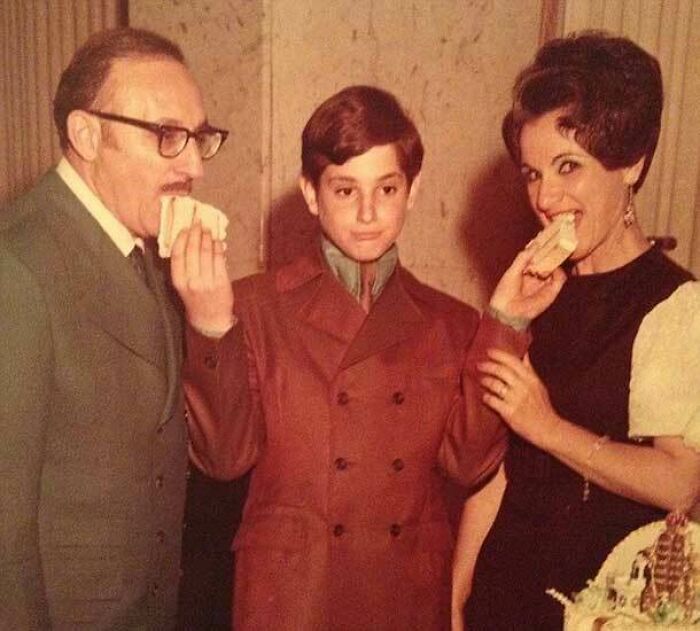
[0,0,122,205]
[259,0,274,269]
[540,0,565,44]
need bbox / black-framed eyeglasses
[86,110,229,160]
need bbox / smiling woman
[517,109,646,275]
[455,32,699,631]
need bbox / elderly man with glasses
[0,27,230,630]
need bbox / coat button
[151,582,159,595]
[155,475,164,488]
[333,524,345,537]
[337,391,349,405]
[392,458,405,472]
[392,391,405,405]
[204,353,218,369]
[389,523,402,537]
[334,457,348,470]
[156,529,165,543]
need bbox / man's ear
[407,171,422,210]
[623,156,645,187]
[299,176,320,216]
[66,110,101,161]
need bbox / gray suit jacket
[0,171,188,629]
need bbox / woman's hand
[170,221,235,335]
[479,353,700,515]
[489,244,566,322]
[478,349,562,449]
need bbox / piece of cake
[157,195,229,258]
[526,212,578,277]
[548,513,699,630]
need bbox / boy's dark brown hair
[502,31,662,192]
[301,85,424,187]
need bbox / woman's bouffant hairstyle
[502,31,663,192]
[301,85,424,187]
[54,27,185,151]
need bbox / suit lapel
[41,172,167,371]
[147,252,183,428]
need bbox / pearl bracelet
[582,434,610,502]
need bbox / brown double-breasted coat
[184,252,527,630]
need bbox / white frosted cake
[548,513,698,630]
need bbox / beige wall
[131,0,543,306]
[131,0,266,281]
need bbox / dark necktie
[129,245,152,291]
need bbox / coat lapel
[278,254,367,344]
[276,252,427,374]
[41,172,167,371]
[148,252,183,428]
[339,267,426,369]
[272,254,366,380]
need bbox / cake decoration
[547,512,698,629]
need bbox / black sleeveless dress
[466,247,692,630]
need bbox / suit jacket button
[204,353,218,369]
[333,524,345,537]
[392,458,405,472]
[155,475,164,488]
[337,391,349,405]
[334,457,348,470]
[392,391,405,405]
[390,523,402,537]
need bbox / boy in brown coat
[172,86,560,630]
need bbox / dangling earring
[623,186,636,228]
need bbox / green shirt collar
[321,236,398,303]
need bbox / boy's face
[300,143,420,262]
